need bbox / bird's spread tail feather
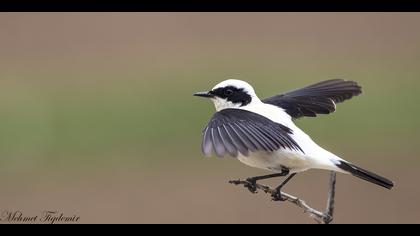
[336,161,394,189]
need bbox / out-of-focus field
[0,13,419,223]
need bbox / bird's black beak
[193,91,214,98]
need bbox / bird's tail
[335,161,394,189]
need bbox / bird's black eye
[224,89,233,96]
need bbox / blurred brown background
[0,13,419,223]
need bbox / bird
[193,79,393,200]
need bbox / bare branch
[229,171,337,224]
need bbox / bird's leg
[243,168,290,194]
[271,173,297,201]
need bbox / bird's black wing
[262,79,362,119]
[201,108,303,158]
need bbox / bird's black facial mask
[209,86,252,106]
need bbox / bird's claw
[244,178,258,193]
[271,189,287,201]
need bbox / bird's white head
[194,79,261,111]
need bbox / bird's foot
[228,178,258,193]
[244,178,258,194]
[271,188,287,201]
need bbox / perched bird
[194,79,393,200]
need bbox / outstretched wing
[262,79,362,119]
[201,108,303,158]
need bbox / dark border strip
[1,1,420,12]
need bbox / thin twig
[323,171,336,224]
[229,171,337,224]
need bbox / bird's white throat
[211,96,263,112]
[211,97,241,111]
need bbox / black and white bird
[194,79,393,200]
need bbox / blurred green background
[0,13,419,223]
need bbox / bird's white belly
[237,150,311,173]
